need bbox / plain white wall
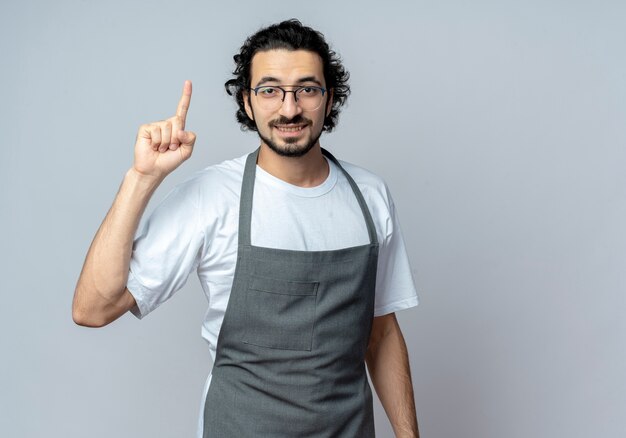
[2,0,625,437]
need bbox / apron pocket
[243,275,319,351]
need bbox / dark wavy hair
[225,19,350,132]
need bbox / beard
[257,115,323,158]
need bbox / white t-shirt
[126,151,418,436]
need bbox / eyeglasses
[249,85,327,111]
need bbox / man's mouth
[273,124,307,133]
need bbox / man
[73,19,420,438]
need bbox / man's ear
[243,91,254,120]
[325,89,334,118]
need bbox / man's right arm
[72,80,196,327]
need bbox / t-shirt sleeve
[126,182,205,319]
[373,187,419,317]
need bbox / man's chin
[261,136,317,158]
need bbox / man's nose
[278,91,303,119]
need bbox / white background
[1,0,625,437]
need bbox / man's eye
[299,87,319,96]
[259,87,278,96]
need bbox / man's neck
[257,144,329,187]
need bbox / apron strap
[238,148,379,246]
[238,148,259,247]
[321,148,379,246]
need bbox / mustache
[270,115,311,126]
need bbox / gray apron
[203,148,379,437]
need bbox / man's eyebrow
[295,76,323,86]
[255,76,281,87]
[254,76,324,87]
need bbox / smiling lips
[273,124,308,138]
[274,124,307,132]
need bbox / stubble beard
[256,115,323,158]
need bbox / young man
[73,19,420,438]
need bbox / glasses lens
[295,87,324,111]
[255,87,282,111]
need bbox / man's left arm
[365,312,420,438]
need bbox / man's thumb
[177,130,196,146]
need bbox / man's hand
[133,80,197,180]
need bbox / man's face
[244,49,332,157]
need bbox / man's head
[243,49,332,157]
[225,20,350,146]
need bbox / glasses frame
[249,85,328,111]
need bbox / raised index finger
[176,80,192,127]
